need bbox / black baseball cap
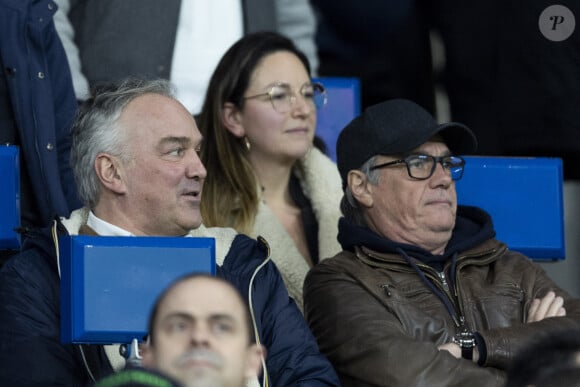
[336,98,478,188]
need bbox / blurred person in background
[53,0,319,115]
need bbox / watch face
[455,332,475,348]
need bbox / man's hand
[527,291,566,322]
[438,342,461,358]
[438,342,479,363]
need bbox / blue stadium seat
[0,146,20,249]
[457,156,565,260]
[313,77,361,161]
[60,235,216,344]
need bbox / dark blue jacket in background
[0,0,81,227]
[0,220,340,386]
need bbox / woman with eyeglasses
[198,31,342,312]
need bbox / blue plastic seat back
[60,235,216,344]
[313,77,361,161]
[0,146,20,249]
[456,156,565,260]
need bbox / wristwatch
[453,330,475,360]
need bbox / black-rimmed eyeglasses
[370,154,466,181]
[243,82,327,113]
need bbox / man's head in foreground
[143,274,264,387]
[336,98,477,254]
[70,78,207,236]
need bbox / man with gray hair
[304,98,580,386]
[0,78,338,386]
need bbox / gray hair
[70,78,176,209]
[340,155,381,227]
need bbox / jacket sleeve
[0,249,90,385]
[4,0,80,223]
[222,235,339,386]
[478,256,580,369]
[304,259,506,387]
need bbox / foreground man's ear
[139,339,153,367]
[245,344,266,379]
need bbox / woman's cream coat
[252,147,342,311]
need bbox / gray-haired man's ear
[348,170,373,208]
[94,153,127,195]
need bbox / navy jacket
[0,220,339,386]
[0,0,81,227]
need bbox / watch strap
[461,343,474,360]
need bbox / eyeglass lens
[270,83,326,113]
[406,155,465,180]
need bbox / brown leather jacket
[304,230,580,386]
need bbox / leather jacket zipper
[428,268,461,327]
[437,271,450,293]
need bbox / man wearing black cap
[303,99,580,386]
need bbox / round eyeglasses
[370,154,466,181]
[243,82,327,113]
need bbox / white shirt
[87,211,193,238]
[171,0,244,114]
[87,211,134,237]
